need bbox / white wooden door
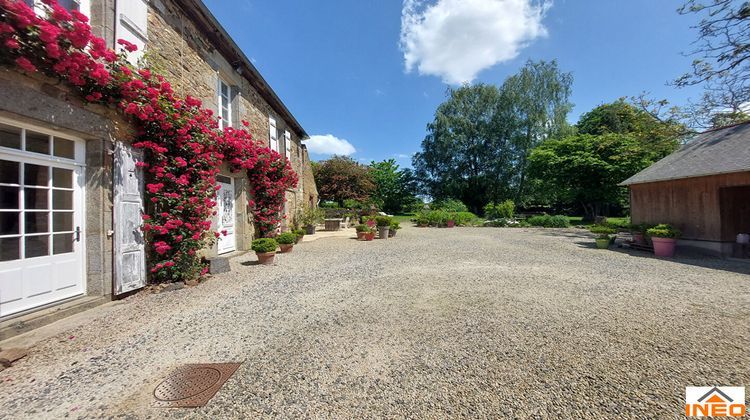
[0,123,85,317]
[114,142,145,295]
[216,176,236,254]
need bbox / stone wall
[0,68,135,300]
[147,0,311,237]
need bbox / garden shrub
[293,228,305,240]
[276,232,296,245]
[431,199,468,213]
[355,224,371,232]
[484,200,515,220]
[483,218,520,227]
[646,224,680,238]
[526,214,571,228]
[251,238,278,253]
[450,211,478,226]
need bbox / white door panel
[114,142,146,295]
[217,177,236,254]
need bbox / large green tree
[528,100,683,219]
[674,0,750,127]
[369,159,419,214]
[412,60,573,213]
[313,156,375,206]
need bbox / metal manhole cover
[153,363,241,408]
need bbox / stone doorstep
[0,295,110,343]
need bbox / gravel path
[1,226,748,419]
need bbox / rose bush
[0,0,298,282]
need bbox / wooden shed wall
[629,171,750,242]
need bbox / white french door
[0,120,85,317]
[216,176,236,254]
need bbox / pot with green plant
[355,224,369,240]
[647,224,680,257]
[629,223,646,245]
[364,227,375,241]
[590,226,616,249]
[277,232,297,253]
[301,207,324,235]
[376,216,392,239]
[293,228,305,244]
[415,214,429,227]
[364,215,376,229]
[252,238,278,265]
[446,213,456,228]
[389,221,401,237]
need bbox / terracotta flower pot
[279,244,293,253]
[365,232,375,241]
[652,237,676,257]
[378,226,390,239]
[256,251,276,265]
[446,220,455,228]
[357,231,366,240]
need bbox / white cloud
[305,134,356,156]
[400,0,551,84]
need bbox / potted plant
[446,212,456,228]
[647,224,680,257]
[252,238,278,265]
[629,223,646,245]
[364,215,376,229]
[276,232,296,253]
[293,228,305,244]
[415,214,429,227]
[389,221,401,237]
[364,226,376,241]
[375,216,391,239]
[590,226,616,249]
[301,206,324,235]
[355,224,369,240]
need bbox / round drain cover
[154,366,223,402]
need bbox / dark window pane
[24,188,48,209]
[53,212,73,232]
[0,186,19,209]
[53,233,74,254]
[25,235,49,258]
[53,138,75,159]
[25,131,50,154]
[52,168,73,188]
[0,124,21,149]
[0,160,19,184]
[0,237,20,261]
[0,212,19,235]
[24,164,49,186]
[25,212,49,234]
[53,190,73,209]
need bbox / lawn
[566,215,629,227]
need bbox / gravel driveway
[1,226,748,418]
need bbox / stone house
[0,0,316,337]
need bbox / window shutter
[269,117,278,152]
[115,0,148,65]
[284,131,291,159]
[230,85,240,129]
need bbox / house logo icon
[685,386,746,417]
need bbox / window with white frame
[218,79,232,129]
[284,131,291,159]
[269,117,278,152]
[26,0,90,17]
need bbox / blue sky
[204,0,704,166]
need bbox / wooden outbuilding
[620,122,750,256]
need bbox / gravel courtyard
[1,226,749,418]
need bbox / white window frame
[284,131,291,159]
[218,79,232,129]
[29,0,91,19]
[269,117,278,152]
